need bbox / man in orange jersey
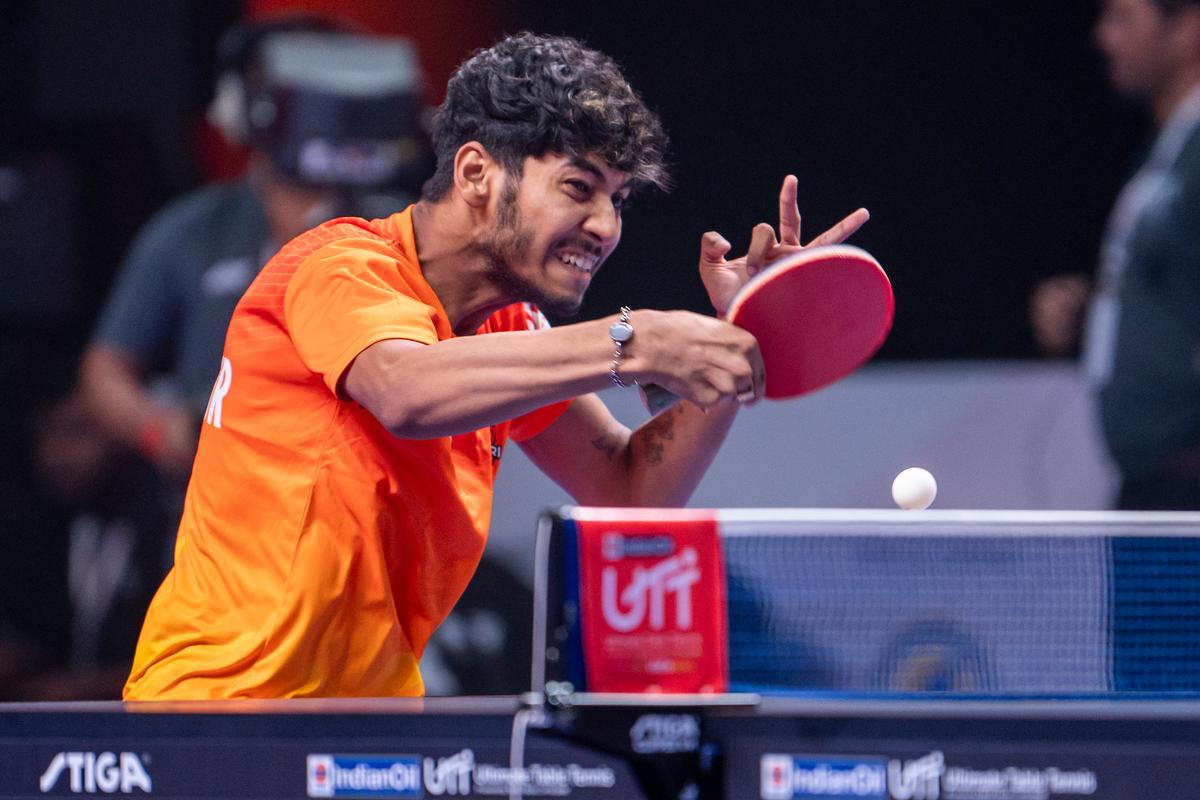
[124,32,868,699]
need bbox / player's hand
[1030,273,1091,357]
[699,175,870,317]
[623,309,765,408]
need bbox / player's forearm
[353,319,618,438]
[606,399,739,507]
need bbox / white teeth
[556,251,596,273]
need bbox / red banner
[575,512,728,693]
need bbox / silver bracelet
[608,306,634,388]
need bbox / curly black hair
[421,32,670,200]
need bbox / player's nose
[582,199,621,246]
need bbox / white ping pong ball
[892,467,937,510]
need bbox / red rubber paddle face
[727,245,894,399]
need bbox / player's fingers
[729,335,765,405]
[733,368,760,405]
[745,223,777,277]
[710,329,762,405]
[807,207,870,247]
[674,368,723,409]
[702,362,749,407]
[749,341,766,402]
[699,231,733,267]
[732,367,763,406]
[778,174,801,246]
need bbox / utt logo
[602,546,700,632]
[39,752,152,794]
[423,749,474,796]
[888,751,944,800]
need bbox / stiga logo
[39,752,152,794]
[629,714,700,754]
[761,754,887,800]
[307,754,422,798]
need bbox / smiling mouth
[554,248,600,275]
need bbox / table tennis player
[123,32,867,699]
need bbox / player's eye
[565,179,592,197]
[612,193,631,213]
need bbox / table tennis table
[3,508,1200,799]
[4,694,1200,798]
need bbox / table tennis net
[538,512,1200,697]
[725,528,1200,695]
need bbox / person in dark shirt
[1032,0,1200,509]
[80,20,428,482]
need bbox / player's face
[1095,0,1180,98]
[480,152,630,316]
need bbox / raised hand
[699,175,869,317]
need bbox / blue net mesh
[722,528,1200,696]
[1110,537,1200,692]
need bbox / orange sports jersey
[124,206,570,699]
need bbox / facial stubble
[480,178,588,318]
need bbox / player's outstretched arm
[343,308,761,440]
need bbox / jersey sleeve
[505,303,574,442]
[284,236,440,396]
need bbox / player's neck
[411,199,519,336]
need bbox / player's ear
[453,142,497,209]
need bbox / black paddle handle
[639,383,681,416]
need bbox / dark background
[0,0,1151,700]
[517,1,1146,358]
[0,1,1147,366]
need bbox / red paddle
[642,244,894,413]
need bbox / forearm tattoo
[590,404,683,467]
[637,404,682,466]
[590,432,620,461]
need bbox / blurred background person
[79,17,431,503]
[12,391,167,699]
[0,1,214,700]
[72,12,538,697]
[0,377,73,700]
[1031,0,1200,510]
[0,2,524,698]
